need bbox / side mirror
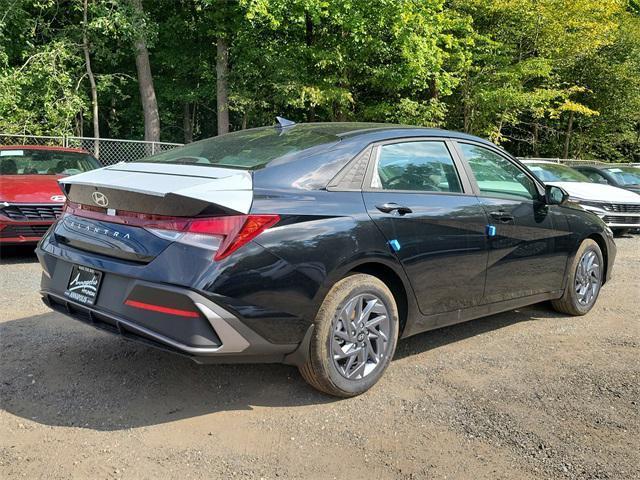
[545,185,569,205]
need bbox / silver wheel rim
[330,293,391,380]
[575,249,601,306]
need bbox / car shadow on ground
[0,245,39,264]
[1,303,565,432]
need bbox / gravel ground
[1,238,638,480]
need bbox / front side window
[372,141,462,193]
[460,144,538,200]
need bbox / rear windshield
[603,167,640,186]
[526,163,591,182]
[145,126,338,170]
[0,149,100,175]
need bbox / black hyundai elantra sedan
[37,121,616,396]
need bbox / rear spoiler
[59,162,253,216]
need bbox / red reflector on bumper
[124,299,200,318]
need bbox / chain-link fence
[518,157,640,167]
[2,133,639,167]
[0,133,183,166]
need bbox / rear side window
[460,144,537,200]
[372,141,462,193]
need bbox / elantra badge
[50,195,65,202]
[92,191,109,207]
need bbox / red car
[0,145,101,245]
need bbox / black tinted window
[373,141,462,193]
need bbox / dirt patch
[1,238,638,479]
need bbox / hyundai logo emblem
[50,195,65,202]
[92,191,109,207]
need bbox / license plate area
[64,265,103,305]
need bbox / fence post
[152,142,156,155]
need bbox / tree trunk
[183,103,193,143]
[82,0,99,157]
[216,37,230,135]
[462,77,471,133]
[533,122,539,157]
[132,0,160,143]
[563,111,574,159]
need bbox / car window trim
[361,137,476,196]
[452,140,545,201]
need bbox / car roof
[294,122,496,145]
[0,145,90,154]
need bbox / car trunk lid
[58,162,253,216]
[54,162,255,262]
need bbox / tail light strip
[63,201,279,260]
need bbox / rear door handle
[489,210,515,223]
[376,203,413,215]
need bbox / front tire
[299,274,399,397]
[551,239,603,316]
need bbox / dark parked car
[573,165,640,194]
[37,122,616,396]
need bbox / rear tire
[551,239,603,316]
[612,228,629,237]
[299,274,399,397]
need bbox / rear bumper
[38,251,299,364]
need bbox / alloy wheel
[330,293,391,380]
[575,249,601,306]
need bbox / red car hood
[0,175,66,203]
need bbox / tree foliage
[1,0,639,160]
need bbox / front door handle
[489,210,515,223]
[376,203,413,215]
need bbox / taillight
[146,214,280,260]
[63,201,279,260]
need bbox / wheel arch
[337,260,412,337]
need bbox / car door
[454,142,568,302]
[362,139,489,316]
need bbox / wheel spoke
[333,341,353,359]
[360,298,378,323]
[365,338,378,364]
[344,349,358,374]
[333,329,350,342]
[365,314,386,329]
